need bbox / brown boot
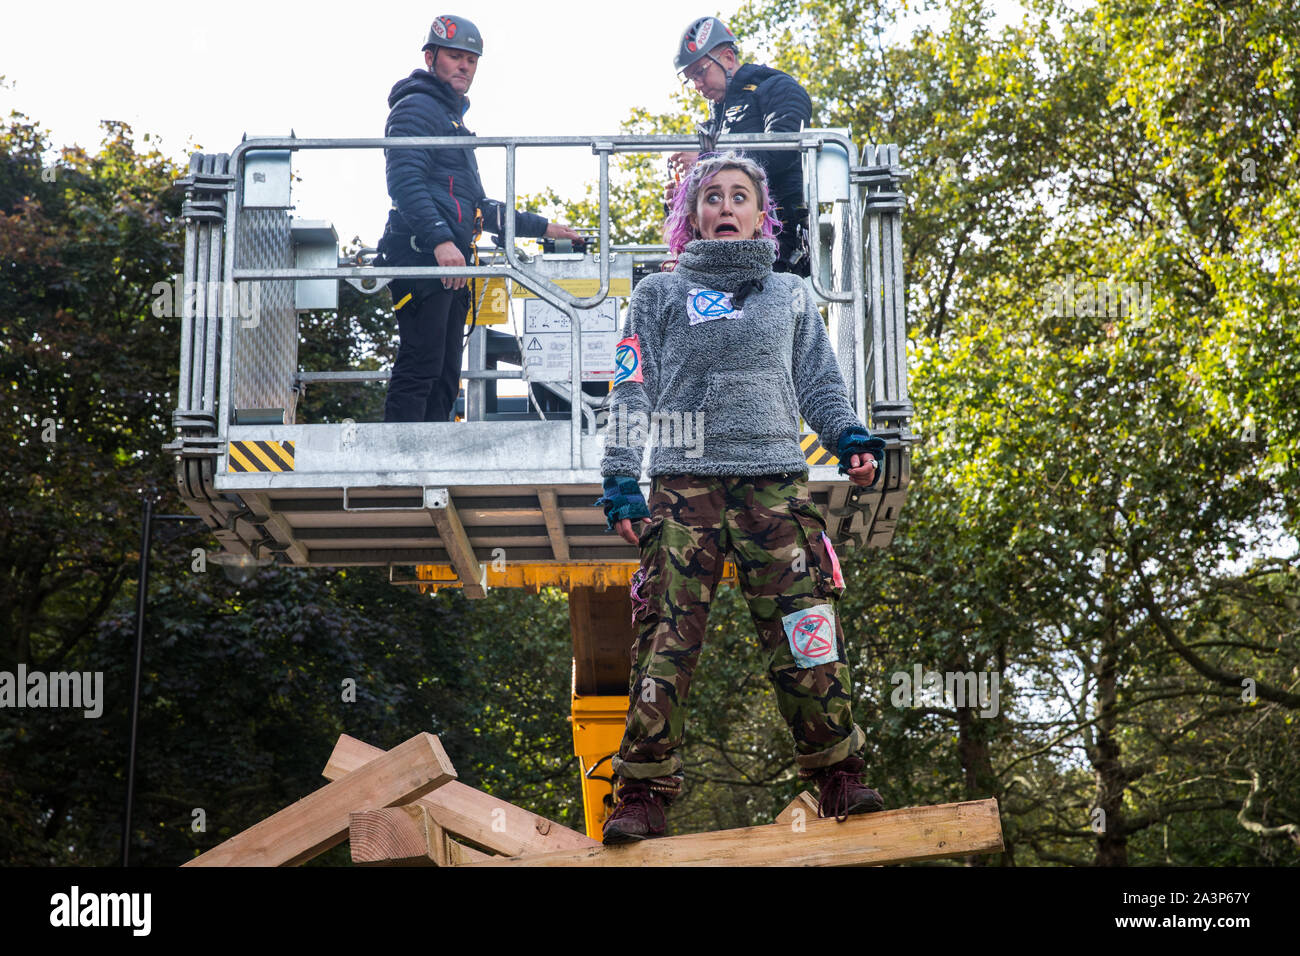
[602,779,669,846]
[812,756,885,821]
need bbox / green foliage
[0,115,583,865]
[295,280,394,425]
[3,0,1298,866]
[522,105,699,246]
[1,112,184,671]
[570,0,1300,863]
[85,571,582,865]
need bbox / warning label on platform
[522,299,620,381]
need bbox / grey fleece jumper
[600,239,864,478]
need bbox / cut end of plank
[186,732,458,867]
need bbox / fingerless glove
[594,475,650,532]
[836,426,886,487]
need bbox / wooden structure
[183,732,1004,867]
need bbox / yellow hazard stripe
[227,440,296,473]
[801,433,839,467]
[250,441,289,471]
[227,444,258,473]
[263,440,295,469]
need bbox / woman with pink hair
[593,151,890,844]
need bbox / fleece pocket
[700,369,799,443]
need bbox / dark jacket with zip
[380,69,548,261]
[700,63,812,242]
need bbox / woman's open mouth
[714,223,739,235]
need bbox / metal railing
[176,130,905,473]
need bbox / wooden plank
[427,494,485,598]
[184,732,456,867]
[569,586,635,696]
[467,799,1003,867]
[349,806,491,866]
[774,791,821,826]
[324,735,598,855]
[537,489,570,561]
[775,791,884,867]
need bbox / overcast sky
[1,1,1035,243]
[1,0,772,243]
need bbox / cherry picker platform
[168,131,915,597]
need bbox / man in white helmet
[378,15,581,422]
[669,15,813,276]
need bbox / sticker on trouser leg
[821,532,845,589]
[782,604,839,668]
[629,567,651,623]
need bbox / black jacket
[381,70,547,259]
[700,63,812,232]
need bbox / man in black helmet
[378,14,581,423]
[669,15,813,276]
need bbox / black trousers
[384,279,471,423]
[775,203,811,278]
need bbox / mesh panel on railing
[878,144,905,412]
[861,144,888,423]
[831,200,858,416]
[232,208,297,421]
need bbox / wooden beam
[537,489,570,561]
[426,490,485,598]
[775,791,885,867]
[466,799,1003,867]
[349,805,491,866]
[324,734,598,856]
[569,586,635,696]
[774,791,820,826]
[184,732,456,867]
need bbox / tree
[6,0,1298,864]
[0,114,585,865]
[1,114,184,673]
[529,0,1300,862]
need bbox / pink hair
[662,151,781,255]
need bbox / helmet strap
[709,54,735,90]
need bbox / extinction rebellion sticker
[613,334,643,384]
[782,604,839,668]
[687,288,742,325]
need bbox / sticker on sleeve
[782,604,839,668]
[687,289,743,325]
[613,334,643,384]
[821,532,845,589]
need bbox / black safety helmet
[422,15,484,57]
[673,16,735,72]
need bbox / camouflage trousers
[610,473,866,796]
